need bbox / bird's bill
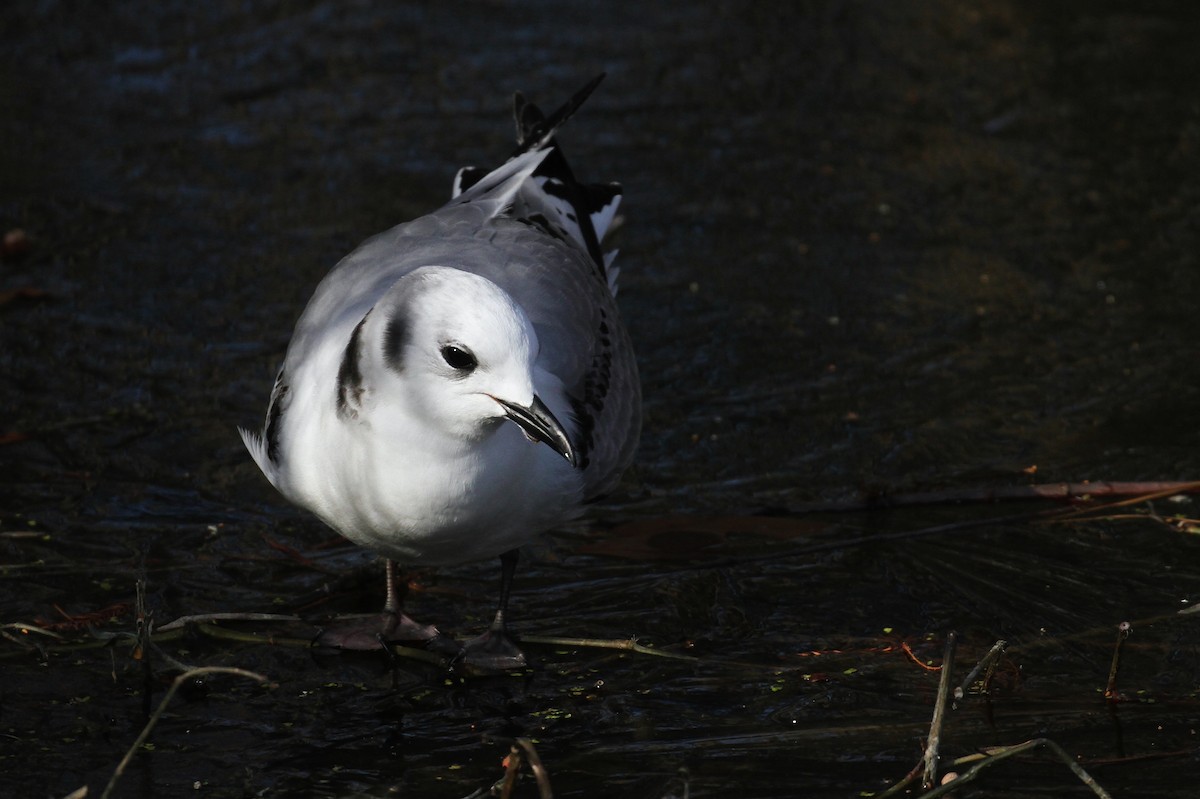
[494,395,577,467]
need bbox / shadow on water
[3,1,1200,797]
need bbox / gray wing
[455,210,641,499]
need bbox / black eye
[440,345,477,372]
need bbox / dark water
[4,2,1200,797]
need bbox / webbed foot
[455,617,528,675]
[315,611,444,651]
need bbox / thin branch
[878,762,924,799]
[955,639,1007,701]
[923,739,1113,799]
[99,666,267,799]
[1,621,62,655]
[0,622,64,640]
[496,738,553,799]
[1049,482,1200,518]
[1104,622,1131,701]
[520,634,698,661]
[922,632,957,789]
[156,612,305,633]
[499,741,523,799]
[514,738,554,799]
[879,638,1018,798]
[901,641,941,671]
[192,622,317,649]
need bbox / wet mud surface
[3,2,1200,797]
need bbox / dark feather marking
[384,313,407,373]
[264,374,288,464]
[517,213,569,243]
[540,178,571,199]
[510,74,605,156]
[507,78,616,273]
[572,308,617,470]
[583,182,622,215]
[569,394,594,470]
[337,314,370,418]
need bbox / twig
[156,612,306,632]
[955,639,1007,702]
[901,641,941,671]
[878,762,924,799]
[520,634,698,662]
[6,621,700,668]
[1104,622,1131,701]
[0,627,187,661]
[922,632,957,789]
[519,739,553,799]
[979,648,1004,693]
[0,622,64,640]
[190,622,455,668]
[193,623,318,649]
[515,738,553,799]
[494,738,553,799]
[499,741,523,799]
[922,738,1113,799]
[182,621,697,664]
[1048,482,1200,519]
[99,666,267,799]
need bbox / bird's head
[352,266,576,466]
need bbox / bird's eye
[440,345,477,372]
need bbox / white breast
[274,360,585,565]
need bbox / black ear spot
[384,315,407,372]
[337,315,368,418]
[440,344,478,372]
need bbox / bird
[239,74,641,671]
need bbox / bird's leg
[315,559,448,651]
[378,559,444,641]
[382,556,401,614]
[458,549,528,672]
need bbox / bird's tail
[451,75,623,291]
[510,73,606,157]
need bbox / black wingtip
[511,73,607,156]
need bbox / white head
[345,266,576,464]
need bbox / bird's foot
[315,611,452,652]
[455,624,528,675]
